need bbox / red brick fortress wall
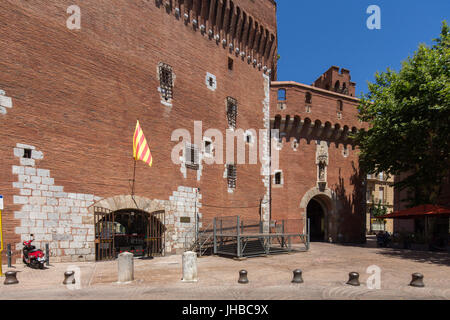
[0,0,278,261]
[270,79,367,243]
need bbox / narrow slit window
[227,97,238,129]
[227,164,237,189]
[228,57,234,71]
[337,100,343,112]
[305,92,312,104]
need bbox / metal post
[282,220,285,247]
[0,209,3,277]
[236,216,241,258]
[307,218,311,250]
[7,244,11,268]
[213,217,217,255]
[45,243,50,266]
[194,189,198,243]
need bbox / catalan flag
[133,120,153,167]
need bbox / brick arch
[88,195,169,215]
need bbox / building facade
[0,0,367,264]
[270,67,367,243]
[0,0,277,262]
[365,173,394,234]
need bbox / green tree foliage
[356,22,450,206]
[372,200,387,219]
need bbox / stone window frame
[203,137,214,158]
[305,105,312,114]
[277,101,287,111]
[244,130,255,145]
[184,142,200,171]
[205,72,217,91]
[291,139,299,151]
[273,170,284,187]
[157,62,176,107]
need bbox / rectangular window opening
[227,164,237,189]
[23,149,32,159]
[204,140,212,155]
[185,144,199,170]
[275,172,282,185]
[159,63,174,101]
[228,57,234,71]
[227,97,238,129]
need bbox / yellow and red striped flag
[133,120,153,167]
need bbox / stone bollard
[410,273,425,288]
[4,271,19,285]
[292,269,304,284]
[238,270,249,284]
[118,252,134,283]
[63,271,75,285]
[346,272,360,286]
[182,251,198,283]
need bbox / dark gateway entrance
[94,207,165,261]
[307,199,326,242]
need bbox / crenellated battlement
[313,66,356,97]
[155,0,278,79]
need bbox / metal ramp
[185,216,310,258]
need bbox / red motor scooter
[23,234,46,269]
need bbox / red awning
[380,205,450,219]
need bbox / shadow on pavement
[375,248,450,267]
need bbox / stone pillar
[182,251,198,283]
[118,252,134,283]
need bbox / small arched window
[334,81,340,92]
[337,100,343,112]
[274,171,283,185]
[278,89,286,101]
[305,92,312,104]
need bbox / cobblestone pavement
[1,238,449,300]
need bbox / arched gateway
[300,187,336,242]
[89,195,166,261]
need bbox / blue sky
[276,0,450,96]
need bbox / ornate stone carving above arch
[88,195,170,215]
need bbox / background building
[365,172,394,234]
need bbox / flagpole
[131,159,137,196]
[131,159,139,209]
